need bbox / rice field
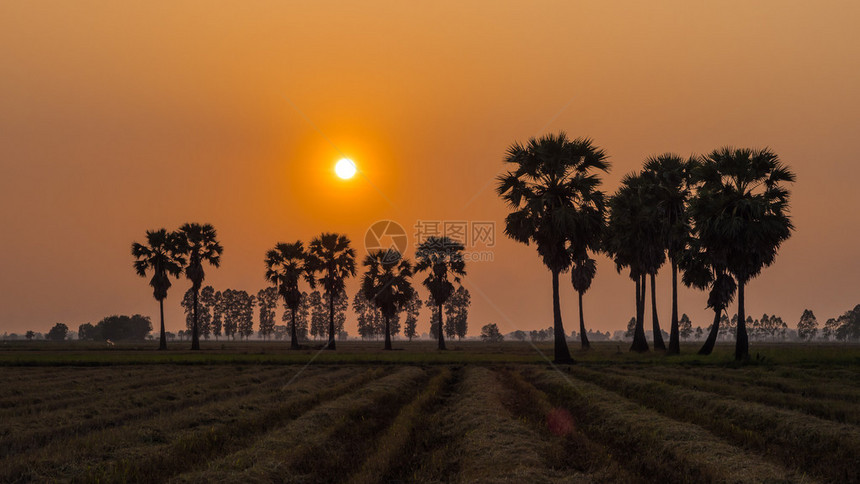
[0,343,858,483]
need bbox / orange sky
[2,1,859,336]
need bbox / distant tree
[415,236,467,350]
[445,286,470,340]
[265,241,313,349]
[306,233,356,350]
[166,331,176,341]
[232,290,255,339]
[309,291,326,340]
[497,133,609,363]
[257,287,278,340]
[211,290,223,340]
[481,323,504,342]
[221,289,238,339]
[93,315,152,341]
[23,331,34,341]
[361,249,414,350]
[695,326,703,340]
[131,228,185,350]
[177,223,223,350]
[832,305,860,341]
[571,257,597,349]
[426,294,441,340]
[403,292,422,341]
[353,288,381,340]
[46,323,69,341]
[679,314,693,340]
[511,330,527,341]
[797,309,818,341]
[198,286,215,340]
[624,317,636,339]
[692,147,795,360]
[78,323,96,341]
[283,291,310,341]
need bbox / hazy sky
[2,1,859,336]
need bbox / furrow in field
[0,366,157,401]
[0,365,293,459]
[80,367,387,484]
[526,367,806,484]
[608,366,860,425]
[174,366,432,483]
[571,366,858,483]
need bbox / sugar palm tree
[415,236,466,351]
[693,147,795,360]
[496,132,609,363]
[604,173,665,352]
[177,223,223,351]
[265,241,312,349]
[642,154,695,355]
[570,257,596,349]
[132,229,185,350]
[361,249,415,350]
[306,233,356,350]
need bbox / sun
[335,158,357,179]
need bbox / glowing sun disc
[335,158,357,179]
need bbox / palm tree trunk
[651,273,666,350]
[667,259,680,355]
[552,269,574,363]
[437,303,446,350]
[158,299,167,351]
[735,281,749,361]
[384,314,392,350]
[327,292,336,350]
[698,309,721,355]
[191,288,200,350]
[290,308,299,350]
[630,274,649,352]
[578,291,590,349]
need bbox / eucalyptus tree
[265,241,313,349]
[496,132,609,363]
[604,174,665,352]
[306,233,356,350]
[693,147,795,360]
[642,154,695,354]
[570,257,597,349]
[415,236,467,350]
[177,223,223,350]
[361,249,415,350]
[257,287,278,340]
[403,292,422,341]
[132,228,185,350]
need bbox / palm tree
[415,236,466,350]
[306,233,356,350]
[177,223,223,351]
[132,229,185,350]
[265,241,312,349]
[361,249,415,350]
[642,154,695,354]
[678,238,737,355]
[693,147,795,360]
[570,257,596,349]
[496,132,610,363]
[604,173,665,352]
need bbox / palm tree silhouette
[571,257,597,349]
[306,233,356,350]
[361,249,415,350]
[642,154,695,355]
[679,238,737,355]
[415,236,466,351]
[132,229,185,350]
[496,132,609,363]
[605,173,665,352]
[265,241,312,350]
[177,223,223,351]
[692,147,794,360]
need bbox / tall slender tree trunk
[552,269,574,363]
[699,309,721,355]
[327,292,336,350]
[631,275,649,352]
[651,273,666,350]
[735,282,749,361]
[158,299,167,351]
[290,308,299,349]
[578,291,590,349]
[191,288,200,350]
[437,303,446,350]
[383,314,392,350]
[667,260,680,355]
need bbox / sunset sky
[2,1,859,336]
